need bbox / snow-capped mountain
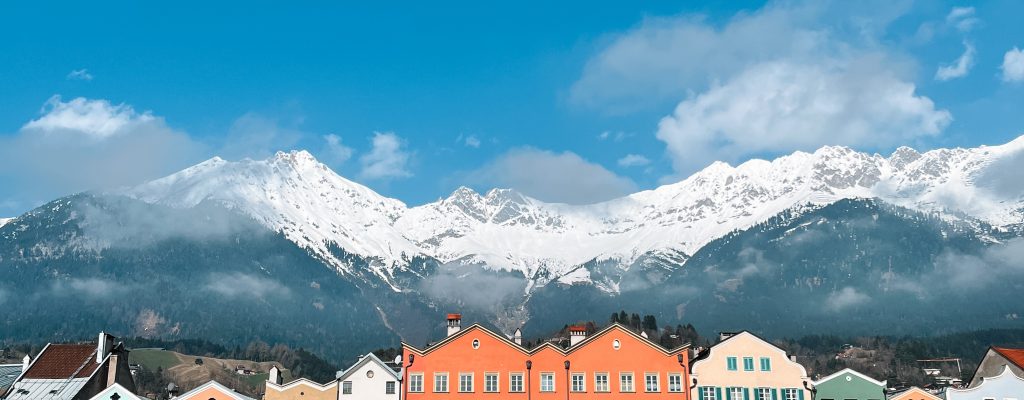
[124,135,1024,291]
[0,217,12,228]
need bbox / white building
[336,353,400,400]
[944,365,1024,400]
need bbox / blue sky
[1,1,1023,215]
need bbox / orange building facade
[402,315,691,400]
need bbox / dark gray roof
[0,363,24,391]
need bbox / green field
[238,373,270,387]
[129,349,182,371]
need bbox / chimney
[269,366,282,385]
[22,355,30,372]
[640,331,649,339]
[97,332,114,363]
[569,326,587,347]
[106,354,118,387]
[446,314,462,337]
[718,332,738,343]
[513,328,523,346]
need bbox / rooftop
[22,344,99,379]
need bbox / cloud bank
[469,147,636,204]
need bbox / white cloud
[66,69,94,81]
[204,272,291,299]
[220,113,303,160]
[826,287,870,311]
[1001,47,1024,82]
[359,132,412,180]
[459,134,482,148]
[935,41,975,81]
[617,154,651,167]
[945,6,979,33]
[0,96,205,214]
[469,147,636,204]
[321,134,354,165]
[597,131,632,142]
[22,95,154,139]
[656,60,951,172]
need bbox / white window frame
[342,381,352,395]
[727,356,738,371]
[458,372,473,393]
[540,372,555,392]
[433,372,449,393]
[619,372,635,393]
[594,372,610,392]
[644,373,660,392]
[385,381,395,395]
[483,372,499,393]
[760,357,772,371]
[743,357,755,371]
[784,388,800,400]
[571,372,585,392]
[667,373,682,392]
[409,373,424,393]
[509,372,524,393]
[728,387,744,400]
[701,386,718,400]
[756,387,772,400]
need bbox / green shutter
[743,388,750,400]
[726,387,732,400]
[797,389,805,400]
[716,387,723,400]
[771,389,778,400]
[699,387,706,399]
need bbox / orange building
[402,314,691,400]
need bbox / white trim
[335,353,401,382]
[176,380,256,400]
[265,377,338,392]
[88,383,141,400]
[947,365,1024,394]
[813,368,886,387]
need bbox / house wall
[338,359,399,400]
[814,371,884,400]
[264,381,338,400]
[946,371,1024,400]
[969,349,1024,388]
[404,325,690,400]
[690,333,811,400]
[180,386,242,400]
[887,387,940,400]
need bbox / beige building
[264,367,338,400]
[886,387,941,400]
[690,331,812,400]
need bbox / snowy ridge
[124,136,1024,291]
[0,217,12,228]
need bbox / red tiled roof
[993,346,1024,369]
[569,325,587,332]
[446,313,461,320]
[22,344,100,379]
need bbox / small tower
[513,328,523,346]
[268,366,282,385]
[22,354,31,371]
[446,314,462,337]
[569,325,587,347]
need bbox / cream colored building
[264,371,338,400]
[690,331,812,400]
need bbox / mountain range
[2,136,1023,363]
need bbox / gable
[889,387,940,400]
[692,331,807,378]
[88,383,139,400]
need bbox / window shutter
[726,387,732,400]
[798,389,805,400]
[716,386,723,400]
[699,387,705,399]
[771,388,779,400]
[743,388,750,400]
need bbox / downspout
[402,354,414,400]
[526,360,533,400]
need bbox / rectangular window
[760,357,772,371]
[594,373,610,392]
[620,372,635,393]
[743,357,755,371]
[385,381,395,395]
[727,357,738,371]
[701,386,718,400]
[667,373,682,392]
[644,373,660,392]
[756,388,771,400]
[409,374,424,393]
[342,381,352,395]
[484,373,499,393]
[728,387,743,400]
[433,373,448,393]
[509,373,524,393]
[540,373,555,392]
[571,373,585,392]
[458,373,473,393]
[784,388,800,400]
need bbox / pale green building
[812,368,886,400]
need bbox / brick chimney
[446,314,462,337]
[513,328,523,346]
[106,353,118,387]
[569,326,587,347]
